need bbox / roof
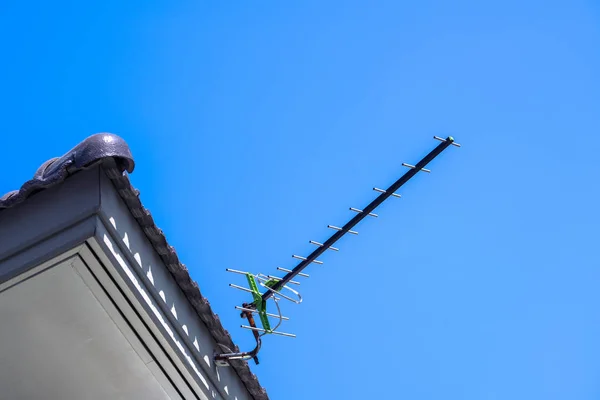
[0,133,268,400]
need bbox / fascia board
[0,166,101,267]
[0,215,96,285]
[97,167,256,400]
[89,219,248,400]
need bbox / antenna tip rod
[447,136,462,147]
[434,135,461,147]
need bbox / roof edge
[0,133,268,399]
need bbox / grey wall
[0,255,174,400]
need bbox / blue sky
[2,1,600,399]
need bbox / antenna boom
[263,136,457,298]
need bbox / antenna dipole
[214,135,460,366]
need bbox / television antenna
[214,136,460,366]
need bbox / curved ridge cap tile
[0,190,18,202]
[43,132,135,179]
[33,157,61,180]
[0,133,135,210]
